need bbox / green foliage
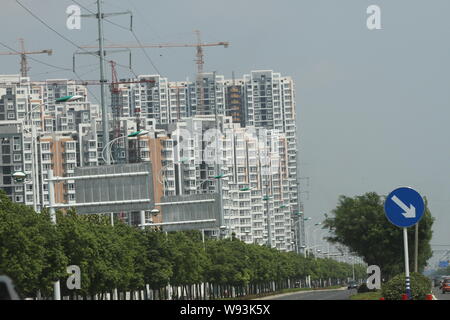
[0,191,67,298]
[168,231,208,286]
[350,291,382,300]
[141,230,172,290]
[381,272,432,300]
[0,194,370,298]
[323,192,434,279]
[205,239,252,287]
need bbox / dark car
[347,281,358,289]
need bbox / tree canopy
[323,192,434,279]
[0,190,367,299]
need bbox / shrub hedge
[381,272,432,300]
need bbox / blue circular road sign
[384,187,425,228]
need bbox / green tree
[141,230,173,291]
[205,239,252,288]
[0,191,67,298]
[111,221,147,296]
[57,212,145,298]
[247,243,276,286]
[167,231,208,298]
[323,192,434,279]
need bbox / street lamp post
[140,208,160,231]
[158,157,193,193]
[102,129,150,164]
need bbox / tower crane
[80,30,229,114]
[0,39,52,77]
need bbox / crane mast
[0,38,52,77]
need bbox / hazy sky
[1,0,449,266]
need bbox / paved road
[258,287,354,300]
[432,286,450,300]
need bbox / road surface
[257,287,354,300]
[432,286,450,300]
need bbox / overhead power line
[71,0,162,76]
[72,0,132,32]
[15,1,95,56]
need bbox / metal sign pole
[414,223,419,273]
[384,187,425,301]
[403,227,411,299]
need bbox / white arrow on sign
[391,195,416,218]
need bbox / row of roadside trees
[0,191,365,300]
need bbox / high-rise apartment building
[0,76,98,211]
[0,70,300,252]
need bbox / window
[13,154,22,162]
[65,142,75,150]
[41,143,50,151]
[13,143,21,151]
[65,153,76,160]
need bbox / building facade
[0,70,300,252]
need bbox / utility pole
[96,0,109,163]
[79,1,133,232]
[80,1,132,165]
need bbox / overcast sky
[1,0,449,266]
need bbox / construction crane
[0,39,52,77]
[80,30,229,114]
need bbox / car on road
[440,277,450,294]
[347,281,358,289]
